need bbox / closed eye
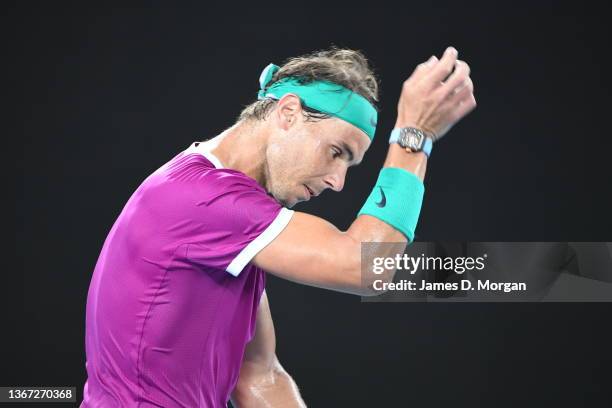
[331,144,356,165]
[331,146,342,159]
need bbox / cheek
[302,148,327,178]
[307,139,328,165]
[277,129,328,180]
[269,146,303,187]
[313,144,335,173]
[288,136,320,171]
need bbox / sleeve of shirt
[176,167,294,276]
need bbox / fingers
[440,60,471,98]
[440,73,476,124]
[407,55,439,82]
[447,76,474,104]
[452,93,477,122]
[440,56,475,122]
[425,47,458,85]
[395,46,476,139]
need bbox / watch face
[407,134,420,150]
[400,129,423,151]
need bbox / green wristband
[357,167,425,242]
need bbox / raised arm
[231,292,306,408]
[253,150,425,296]
[254,47,475,296]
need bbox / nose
[323,164,348,192]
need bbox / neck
[208,120,270,186]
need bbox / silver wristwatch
[389,127,433,157]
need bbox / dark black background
[8,1,612,407]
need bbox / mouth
[303,184,315,200]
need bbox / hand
[395,47,476,141]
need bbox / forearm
[343,146,428,292]
[384,144,428,181]
[345,45,472,253]
[347,145,427,243]
[231,360,306,408]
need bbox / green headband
[257,63,378,140]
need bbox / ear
[275,93,303,130]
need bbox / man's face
[265,110,371,208]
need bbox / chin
[267,185,299,208]
[270,192,296,208]
[283,198,298,208]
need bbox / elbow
[232,357,300,407]
[232,360,279,406]
[359,273,396,297]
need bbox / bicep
[253,211,363,294]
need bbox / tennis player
[81,46,475,407]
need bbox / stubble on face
[263,125,319,208]
[263,116,370,208]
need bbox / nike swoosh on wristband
[375,187,386,208]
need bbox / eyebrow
[340,141,355,164]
